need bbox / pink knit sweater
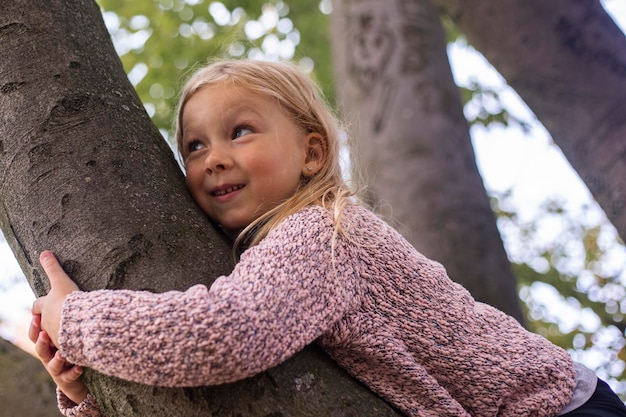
[57,204,576,416]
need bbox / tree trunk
[0,0,401,415]
[0,337,61,417]
[430,0,626,241]
[331,0,524,321]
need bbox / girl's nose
[203,146,232,174]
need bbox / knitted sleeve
[58,206,360,387]
[57,389,106,417]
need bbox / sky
[1,0,625,356]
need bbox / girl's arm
[55,208,360,387]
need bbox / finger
[39,251,65,285]
[64,364,84,383]
[35,331,55,364]
[58,364,84,384]
[50,351,83,382]
[31,297,43,315]
[28,314,41,343]
[48,350,67,376]
[32,312,41,325]
[39,250,79,293]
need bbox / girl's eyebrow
[218,105,264,129]
[181,105,260,137]
[182,99,264,132]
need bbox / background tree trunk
[430,0,626,241]
[331,0,524,321]
[0,0,401,415]
[0,337,60,417]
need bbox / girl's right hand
[30,313,90,405]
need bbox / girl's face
[181,84,309,232]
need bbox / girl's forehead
[189,83,265,105]
[181,84,296,129]
[186,84,285,114]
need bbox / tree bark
[430,0,626,241]
[0,337,61,417]
[331,0,524,321]
[0,0,401,415]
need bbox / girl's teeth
[215,185,242,196]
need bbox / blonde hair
[175,59,355,252]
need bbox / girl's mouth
[212,184,244,196]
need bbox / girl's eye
[233,126,253,140]
[186,141,205,154]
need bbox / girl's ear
[302,132,327,177]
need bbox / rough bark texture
[0,337,61,417]
[0,0,401,415]
[331,0,524,321]
[430,0,626,241]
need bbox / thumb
[40,251,64,282]
[39,251,77,291]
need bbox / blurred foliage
[95,0,510,136]
[458,81,533,131]
[492,191,626,392]
[439,13,462,44]
[96,0,332,140]
[440,18,534,131]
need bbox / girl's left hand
[31,251,80,347]
[34,328,90,404]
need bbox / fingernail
[39,250,56,266]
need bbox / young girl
[30,59,626,417]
